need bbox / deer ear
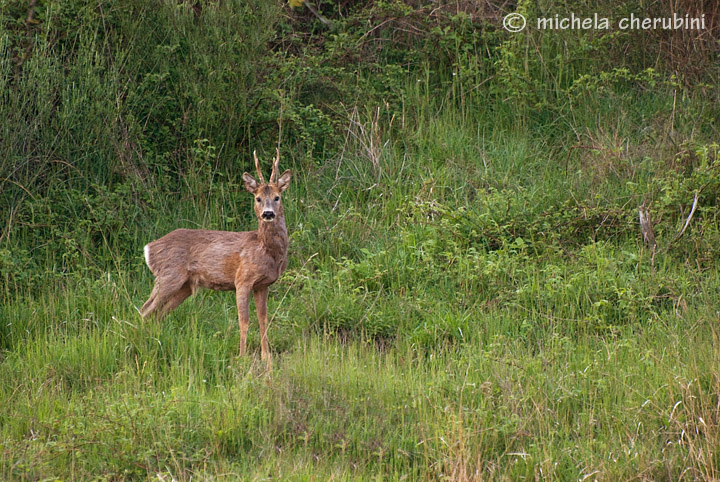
[242,172,259,193]
[277,170,291,192]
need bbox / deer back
[144,228,287,292]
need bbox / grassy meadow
[2,0,720,479]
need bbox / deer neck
[257,215,288,261]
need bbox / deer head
[242,149,292,223]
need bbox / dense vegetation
[1,0,720,479]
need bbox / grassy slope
[2,2,720,480]
[3,91,720,479]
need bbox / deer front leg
[253,286,271,367]
[236,285,251,355]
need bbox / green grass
[2,272,719,479]
[2,100,720,477]
[2,0,720,479]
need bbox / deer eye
[274,196,280,201]
[256,197,261,202]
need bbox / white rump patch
[144,244,151,268]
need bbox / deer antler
[270,148,280,184]
[253,150,265,184]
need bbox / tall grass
[2,0,720,479]
[3,88,720,477]
[2,271,719,479]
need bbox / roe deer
[141,149,291,367]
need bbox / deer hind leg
[236,286,251,356]
[157,281,192,318]
[140,282,160,318]
[253,286,271,367]
[141,277,189,320]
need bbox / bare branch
[638,204,657,268]
[304,1,331,27]
[638,205,656,249]
[665,190,699,251]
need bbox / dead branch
[638,191,700,266]
[664,190,699,252]
[638,204,657,267]
[304,1,331,27]
[638,204,657,249]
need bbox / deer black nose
[262,211,275,220]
